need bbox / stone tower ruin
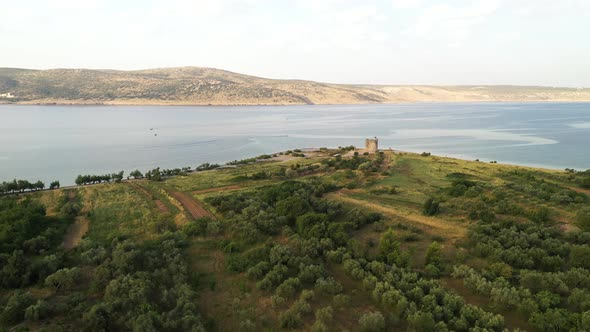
[365,137,378,154]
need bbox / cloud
[403,0,503,46]
[261,1,388,53]
[392,0,422,9]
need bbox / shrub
[333,294,351,308]
[45,267,81,291]
[425,241,443,267]
[0,291,34,325]
[315,277,343,295]
[358,311,385,332]
[280,310,303,328]
[271,295,286,308]
[570,245,590,269]
[240,319,256,332]
[25,300,50,321]
[311,320,329,332]
[315,306,334,323]
[423,198,440,216]
[530,206,551,223]
[276,277,301,298]
[576,207,590,231]
[407,311,436,331]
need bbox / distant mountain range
[1,67,589,105]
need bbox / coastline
[0,148,576,196]
[2,99,590,107]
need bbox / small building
[0,92,15,99]
[365,137,378,154]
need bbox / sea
[1,102,589,185]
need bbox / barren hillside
[1,67,589,105]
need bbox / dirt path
[169,191,215,219]
[63,216,90,250]
[127,182,169,213]
[569,186,590,196]
[192,185,241,195]
[327,191,466,240]
[62,189,91,250]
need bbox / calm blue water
[1,103,589,185]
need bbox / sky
[1,0,589,86]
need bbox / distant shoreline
[2,99,590,107]
[2,67,590,106]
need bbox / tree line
[0,179,60,195]
[74,171,124,186]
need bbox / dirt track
[127,182,169,214]
[192,185,241,195]
[169,191,215,219]
[327,191,466,241]
[63,189,89,250]
[63,217,89,249]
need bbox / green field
[2,148,590,331]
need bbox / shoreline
[2,99,590,107]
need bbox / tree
[407,311,436,331]
[333,294,351,308]
[531,206,550,223]
[0,250,31,288]
[358,311,385,332]
[315,306,333,323]
[423,198,440,216]
[311,320,329,332]
[425,241,443,267]
[276,196,309,223]
[276,277,301,298]
[45,267,81,291]
[49,180,60,189]
[82,303,111,332]
[530,308,576,332]
[280,310,303,328]
[129,170,143,179]
[25,300,49,321]
[296,212,328,238]
[33,180,44,191]
[570,245,590,269]
[576,207,590,231]
[379,228,402,265]
[112,171,124,183]
[315,277,343,295]
[0,290,33,325]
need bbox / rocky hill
[1,67,589,105]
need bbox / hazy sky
[2,0,589,86]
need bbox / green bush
[576,207,590,231]
[423,198,440,216]
[0,291,33,325]
[358,311,385,332]
[333,294,351,308]
[45,267,82,291]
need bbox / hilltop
[1,67,590,105]
[2,148,590,331]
